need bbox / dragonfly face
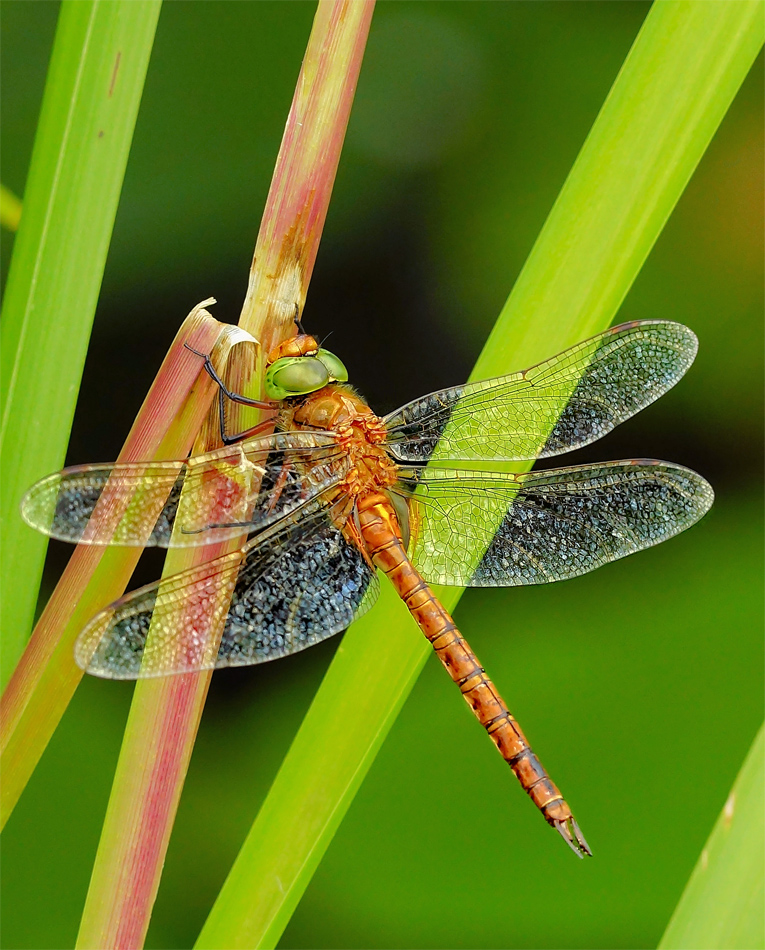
[22,319,714,857]
[264,333,349,401]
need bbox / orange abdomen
[356,492,591,857]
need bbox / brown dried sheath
[356,492,592,858]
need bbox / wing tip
[19,473,61,535]
[609,318,698,363]
[605,458,715,522]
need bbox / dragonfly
[22,319,714,858]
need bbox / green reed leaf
[196,3,763,948]
[659,724,765,950]
[0,0,161,687]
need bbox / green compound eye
[265,356,329,400]
[316,348,348,383]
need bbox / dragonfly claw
[553,817,592,858]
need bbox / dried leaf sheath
[0,305,224,828]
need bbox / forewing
[21,431,343,547]
[75,498,379,678]
[396,461,713,587]
[384,321,697,462]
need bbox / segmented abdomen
[355,492,591,857]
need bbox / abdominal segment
[356,491,591,857]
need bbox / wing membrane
[384,321,697,462]
[395,461,713,587]
[21,431,343,547]
[75,498,379,678]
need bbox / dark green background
[2,2,762,948]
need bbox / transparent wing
[75,497,379,679]
[21,431,344,547]
[384,321,697,462]
[395,461,714,587]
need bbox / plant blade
[659,724,764,950]
[195,4,764,948]
[0,0,161,687]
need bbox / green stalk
[659,724,764,950]
[196,4,764,948]
[0,0,161,687]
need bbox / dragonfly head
[265,340,349,401]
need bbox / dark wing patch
[75,500,378,679]
[219,508,377,668]
[395,461,713,587]
[384,322,697,462]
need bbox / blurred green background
[1,2,762,948]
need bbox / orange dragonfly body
[22,320,714,857]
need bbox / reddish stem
[76,3,376,947]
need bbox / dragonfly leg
[215,386,279,446]
[219,416,278,446]
[264,460,292,515]
[358,494,592,858]
[184,343,277,444]
[342,510,376,571]
[293,302,307,335]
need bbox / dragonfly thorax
[287,384,370,430]
[284,385,398,497]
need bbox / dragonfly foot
[553,817,592,858]
[183,342,209,359]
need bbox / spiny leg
[184,343,277,445]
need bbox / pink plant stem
[0,306,224,828]
[78,331,254,950]
[111,674,210,949]
[76,3,375,947]
[240,0,376,353]
[83,674,215,949]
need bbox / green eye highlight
[265,357,329,400]
[316,349,348,383]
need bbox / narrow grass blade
[0,306,224,829]
[76,3,375,946]
[196,4,764,948]
[659,724,764,950]
[0,0,162,687]
[0,183,22,231]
